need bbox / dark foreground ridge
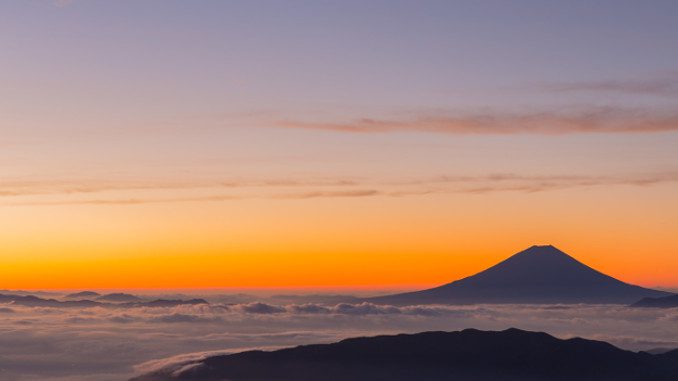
[632,294,678,308]
[131,328,678,381]
[369,245,671,305]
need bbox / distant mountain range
[632,294,678,308]
[0,294,101,308]
[369,245,672,305]
[0,293,207,308]
[4,246,673,308]
[64,291,143,303]
[130,328,678,381]
[64,291,101,299]
[95,292,143,303]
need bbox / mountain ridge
[130,328,678,381]
[632,294,678,308]
[369,245,671,305]
[0,293,207,309]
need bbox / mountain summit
[369,245,671,305]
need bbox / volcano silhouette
[370,245,671,305]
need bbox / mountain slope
[130,328,678,381]
[96,293,143,303]
[64,291,101,299]
[370,245,669,305]
[632,294,678,308]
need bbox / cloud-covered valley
[2,293,678,381]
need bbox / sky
[2,0,678,289]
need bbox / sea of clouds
[1,294,678,381]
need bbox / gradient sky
[2,0,678,289]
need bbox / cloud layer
[2,294,678,381]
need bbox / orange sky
[3,1,678,291]
[3,183,677,290]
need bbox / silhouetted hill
[0,289,62,297]
[0,293,102,308]
[64,291,101,299]
[122,299,208,308]
[96,293,143,303]
[632,294,678,308]
[268,294,362,305]
[0,293,206,309]
[645,347,678,355]
[130,328,678,381]
[369,245,670,305]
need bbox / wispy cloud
[0,178,361,198]
[271,190,380,199]
[5,190,382,206]
[4,172,678,206]
[543,75,678,97]
[279,107,678,135]
[410,173,678,193]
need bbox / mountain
[0,293,205,309]
[0,293,102,308]
[632,294,678,308]
[122,299,208,308]
[64,291,101,299]
[130,328,678,381]
[268,294,362,305]
[369,245,670,305]
[96,293,143,303]
[0,289,62,297]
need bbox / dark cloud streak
[543,76,678,97]
[5,172,678,206]
[279,107,678,135]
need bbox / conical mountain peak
[370,245,670,305]
[514,244,571,258]
[481,245,587,277]
[524,244,562,253]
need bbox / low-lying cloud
[2,297,678,381]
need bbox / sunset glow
[5,2,678,381]
[2,0,678,291]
